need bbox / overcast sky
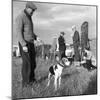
[13,1,97,45]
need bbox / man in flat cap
[58,32,66,60]
[72,25,81,62]
[15,1,40,86]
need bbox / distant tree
[35,44,51,59]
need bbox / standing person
[15,1,40,86]
[81,21,90,60]
[50,36,57,62]
[72,25,81,62]
[58,32,66,60]
[81,21,89,51]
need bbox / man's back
[73,30,80,46]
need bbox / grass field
[12,39,97,99]
[12,57,97,99]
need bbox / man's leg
[74,45,78,61]
[28,42,36,82]
[61,51,65,58]
[19,42,31,87]
[81,44,85,61]
[58,51,62,61]
[74,45,80,61]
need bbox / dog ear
[62,58,65,62]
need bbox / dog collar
[58,62,65,67]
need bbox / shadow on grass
[37,75,48,83]
[83,72,97,95]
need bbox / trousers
[19,41,36,86]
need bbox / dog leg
[58,76,61,88]
[47,73,51,87]
[54,76,57,91]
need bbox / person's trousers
[26,41,36,82]
[74,45,81,61]
[58,50,65,61]
[19,41,36,86]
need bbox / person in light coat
[72,25,81,62]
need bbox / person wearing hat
[72,25,81,62]
[57,32,66,60]
[15,1,40,86]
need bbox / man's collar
[24,9,31,19]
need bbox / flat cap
[60,32,65,35]
[26,1,37,10]
[72,25,76,30]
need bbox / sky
[13,0,97,45]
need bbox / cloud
[13,1,97,44]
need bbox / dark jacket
[81,21,88,48]
[73,31,80,46]
[15,9,37,46]
[73,31,80,61]
[58,35,66,51]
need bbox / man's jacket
[73,31,80,46]
[15,10,37,46]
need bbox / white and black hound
[47,58,70,90]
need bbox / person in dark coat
[58,32,66,60]
[81,21,89,51]
[81,21,90,60]
[15,1,40,86]
[72,25,81,61]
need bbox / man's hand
[37,37,41,42]
[36,37,44,45]
[23,46,28,52]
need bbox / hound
[47,57,70,90]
